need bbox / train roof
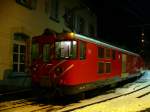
[74,33,139,56]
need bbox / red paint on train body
[31,33,144,95]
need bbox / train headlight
[55,67,62,75]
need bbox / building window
[50,0,59,21]
[13,33,29,73]
[106,63,111,73]
[63,7,74,30]
[43,44,50,62]
[76,16,85,34]
[88,24,95,36]
[13,44,26,72]
[98,47,104,58]
[16,0,37,9]
[80,41,86,60]
[112,50,116,60]
[45,0,50,14]
[98,62,104,74]
[106,48,111,58]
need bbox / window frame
[55,40,78,59]
[63,7,75,29]
[88,24,95,36]
[79,41,86,60]
[50,0,59,22]
[98,47,105,58]
[112,50,116,60]
[98,62,105,74]
[43,44,51,62]
[13,42,26,73]
[105,48,111,58]
[75,16,85,34]
[105,62,111,73]
[31,43,39,60]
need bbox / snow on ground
[115,70,150,94]
[73,92,150,112]
[138,70,150,81]
[71,70,150,112]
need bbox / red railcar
[31,32,144,95]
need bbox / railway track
[60,81,150,112]
[0,80,150,112]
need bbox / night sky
[85,0,150,61]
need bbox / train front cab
[31,34,93,94]
[31,34,56,88]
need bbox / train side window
[98,47,104,58]
[106,62,111,73]
[106,48,111,58]
[98,62,104,74]
[71,41,77,58]
[55,41,77,59]
[31,43,39,60]
[112,50,116,60]
[80,41,86,60]
[43,44,50,62]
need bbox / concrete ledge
[0,75,31,88]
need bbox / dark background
[84,0,150,62]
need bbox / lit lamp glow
[68,32,75,38]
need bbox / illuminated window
[16,0,37,9]
[98,47,104,58]
[55,41,77,59]
[98,62,104,74]
[80,41,86,60]
[112,50,116,60]
[106,48,111,58]
[31,43,39,60]
[43,44,50,62]
[106,63,111,73]
[71,41,77,58]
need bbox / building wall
[0,0,97,81]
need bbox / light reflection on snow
[71,70,150,112]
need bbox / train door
[121,53,127,78]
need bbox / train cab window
[31,43,39,60]
[106,48,111,58]
[80,41,86,60]
[55,41,77,59]
[98,47,104,58]
[43,44,50,62]
[98,62,104,74]
[112,50,116,60]
[106,63,111,73]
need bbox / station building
[0,0,97,87]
